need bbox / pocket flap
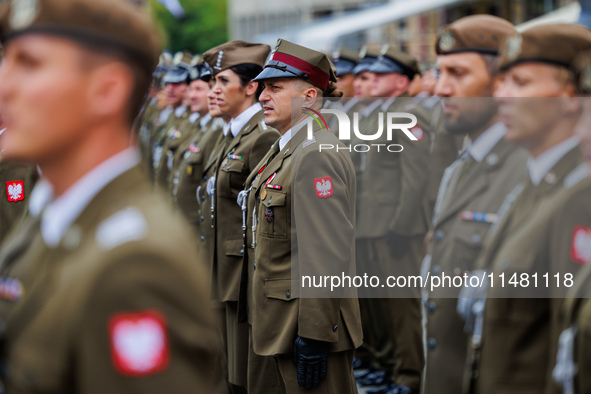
[221,159,245,173]
[224,239,245,257]
[264,279,298,301]
[262,190,286,207]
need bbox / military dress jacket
[473,146,591,394]
[0,165,224,394]
[213,110,279,303]
[240,120,363,357]
[423,137,528,394]
[355,94,433,239]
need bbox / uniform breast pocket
[184,151,204,179]
[258,189,288,239]
[220,159,246,195]
[451,226,488,272]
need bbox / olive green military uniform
[423,133,528,394]
[154,112,199,190]
[0,165,225,394]
[241,120,362,393]
[471,146,591,394]
[151,106,189,184]
[0,159,37,244]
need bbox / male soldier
[240,38,362,393]
[155,62,211,190]
[333,48,358,98]
[202,41,280,394]
[151,52,193,184]
[0,1,224,393]
[553,50,591,394]
[421,15,528,394]
[348,46,394,380]
[465,24,591,394]
[353,45,430,394]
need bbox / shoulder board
[302,137,317,148]
[564,163,589,189]
[96,207,148,250]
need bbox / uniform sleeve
[293,147,356,343]
[75,253,227,394]
[389,112,432,235]
[546,183,591,394]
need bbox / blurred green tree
[149,0,228,55]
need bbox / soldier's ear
[244,80,259,98]
[302,86,319,108]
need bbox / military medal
[187,166,193,176]
[260,189,267,200]
[265,207,274,223]
[0,277,24,302]
[188,144,200,153]
[228,154,242,160]
[460,210,498,224]
[170,130,182,140]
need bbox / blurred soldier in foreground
[552,50,591,394]
[467,24,591,394]
[422,15,527,394]
[0,1,224,393]
[240,38,362,393]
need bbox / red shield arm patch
[6,180,24,202]
[109,310,170,376]
[314,177,333,198]
[410,126,424,141]
[571,226,591,264]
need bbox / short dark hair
[229,63,264,99]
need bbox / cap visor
[369,59,402,74]
[335,65,354,77]
[253,67,299,82]
[163,71,189,84]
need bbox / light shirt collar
[343,97,359,113]
[279,119,309,151]
[361,99,384,118]
[227,103,262,138]
[381,97,396,112]
[174,105,187,118]
[159,106,173,124]
[527,136,580,185]
[35,148,141,247]
[199,113,212,129]
[189,112,200,124]
[222,121,231,136]
[464,122,506,162]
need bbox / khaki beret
[0,0,161,71]
[499,24,591,71]
[370,44,421,78]
[253,38,337,91]
[203,40,270,74]
[436,15,516,56]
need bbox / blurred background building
[228,0,581,65]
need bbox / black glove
[386,230,410,259]
[293,336,329,389]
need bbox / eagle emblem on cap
[505,34,522,62]
[10,0,38,29]
[439,28,455,52]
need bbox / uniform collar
[199,113,212,129]
[361,99,384,118]
[279,119,309,151]
[527,135,580,185]
[189,112,200,124]
[227,103,262,138]
[381,97,396,111]
[159,106,173,124]
[464,122,506,162]
[36,147,141,247]
[174,105,188,118]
